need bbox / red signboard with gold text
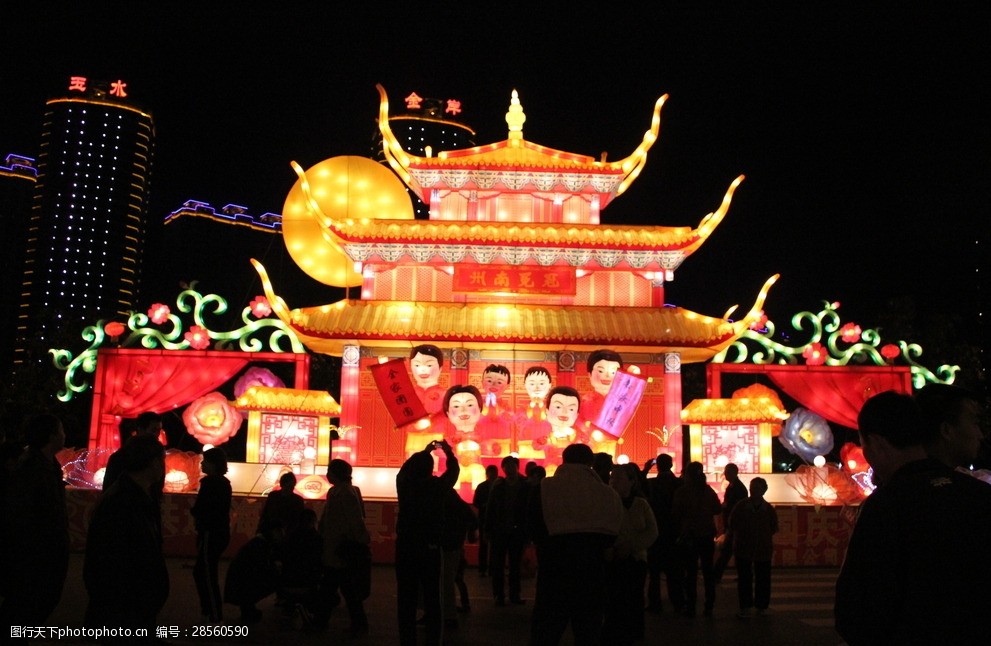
[453,265,576,295]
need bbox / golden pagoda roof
[325,176,743,263]
[253,259,778,361]
[681,397,789,424]
[377,84,666,199]
[235,386,341,416]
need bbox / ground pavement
[27,555,845,645]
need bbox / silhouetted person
[528,443,623,646]
[472,464,499,576]
[225,520,284,624]
[0,414,68,626]
[317,459,370,635]
[602,463,657,645]
[835,391,991,643]
[279,508,322,609]
[592,451,613,483]
[713,462,747,582]
[726,476,778,618]
[103,411,163,491]
[672,461,721,617]
[916,383,989,480]
[486,455,530,606]
[191,447,232,623]
[395,439,459,646]
[642,453,683,614]
[84,434,169,637]
[259,471,305,534]
[439,487,478,627]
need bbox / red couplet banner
[593,370,647,438]
[370,358,429,428]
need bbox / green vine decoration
[50,286,305,402]
[712,301,958,389]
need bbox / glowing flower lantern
[839,323,862,343]
[785,464,866,506]
[148,303,171,325]
[183,392,243,446]
[184,325,211,350]
[103,321,125,341]
[249,296,272,318]
[233,367,285,398]
[163,450,202,493]
[779,407,834,463]
[802,342,826,366]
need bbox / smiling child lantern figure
[410,344,445,414]
[401,344,448,458]
[516,367,553,460]
[479,364,516,459]
[441,385,488,488]
[580,349,624,454]
[533,386,583,475]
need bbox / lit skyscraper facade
[12,77,154,369]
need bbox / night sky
[2,3,987,357]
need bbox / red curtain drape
[89,349,250,452]
[766,368,913,429]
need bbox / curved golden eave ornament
[377,84,667,192]
[682,175,745,254]
[253,258,778,362]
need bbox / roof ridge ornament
[506,89,526,143]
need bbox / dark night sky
[2,2,987,349]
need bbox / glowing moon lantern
[183,392,243,447]
[282,155,415,287]
[779,407,834,464]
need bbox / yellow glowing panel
[282,156,413,287]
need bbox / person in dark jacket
[471,464,499,576]
[726,477,778,617]
[224,520,284,624]
[671,461,721,617]
[486,455,530,606]
[191,447,232,623]
[835,391,991,644]
[642,453,683,614]
[258,471,305,535]
[0,414,69,626]
[395,439,459,646]
[527,443,623,646]
[713,462,748,582]
[83,434,169,636]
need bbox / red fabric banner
[592,370,647,438]
[370,358,430,428]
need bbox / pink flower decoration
[148,303,171,325]
[839,323,862,343]
[233,367,285,398]
[802,342,826,366]
[182,392,242,446]
[184,325,211,350]
[250,296,272,318]
[749,310,768,331]
[880,344,900,360]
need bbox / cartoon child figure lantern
[533,386,583,471]
[517,367,553,459]
[410,344,445,414]
[442,385,487,488]
[480,364,515,457]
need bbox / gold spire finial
[506,89,526,142]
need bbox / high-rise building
[12,76,155,370]
[0,154,37,368]
[371,92,475,218]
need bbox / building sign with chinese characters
[404,92,463,117]
[67,76,128,98]
[453,265,576,296]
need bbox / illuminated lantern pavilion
[256,84,774,480]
